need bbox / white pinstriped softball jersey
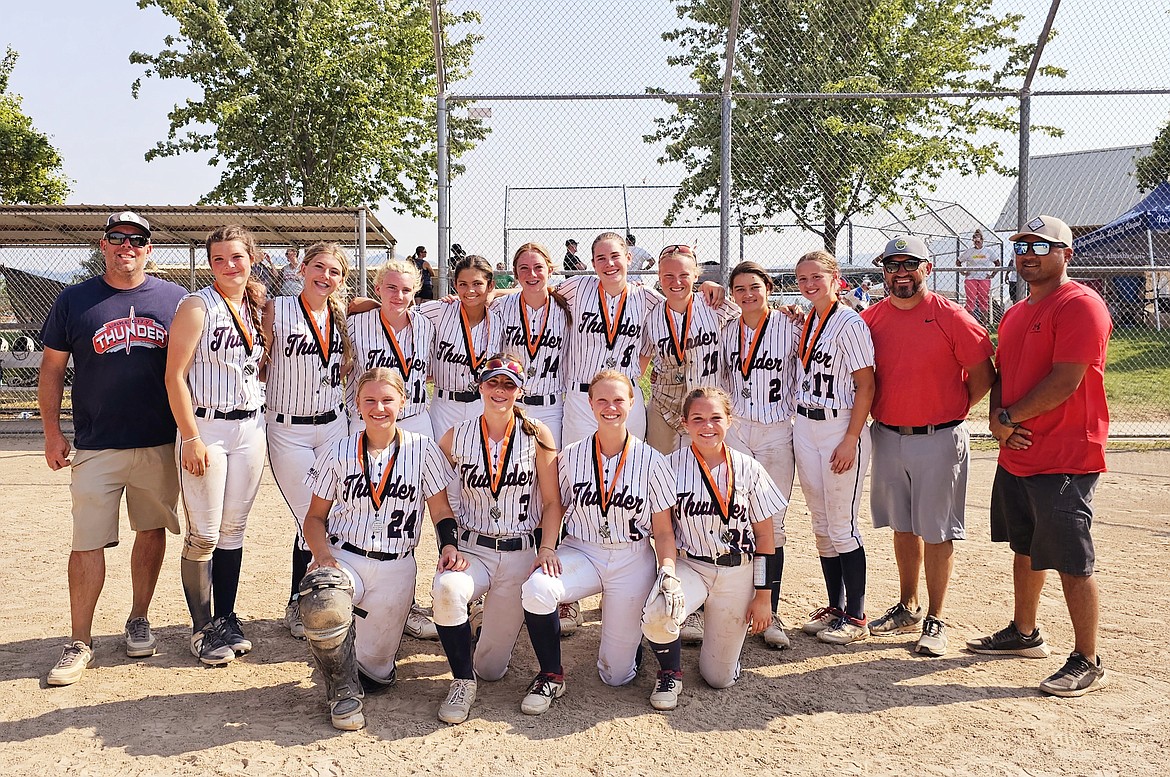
[641,296,738,421]
[721,309,801,423]
[667,445,788,558]
[447,416,541,537]
[794,303,875,411]
[266,296,345,416]
[558,434,675,545]
[184,287,264,412]
[307,430,453,555]
[491,293,570,397]
[346,308,433,418]
[557,276,661,384]
[417,300,503,393]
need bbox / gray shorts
[990,466,1098,576]
[870,421,968,544]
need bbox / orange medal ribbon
[739,313,769,380]
[213,282,255,354]
[665,297,693,366]
[459,303,489,372]
[379,310,413,382]
[479,415,517,500]
[298,293,333,370]
[520,299,550,361]
[691,442,736,523]
[597,285,629,354]
[592,432,631,518]
[798,301,838,374]
[359,430,401,512]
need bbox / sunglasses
[482,357,524,375]
[1014,241,1067,256]
[658,244,696,259]
[881,258,923,273]
[105,232,150,248]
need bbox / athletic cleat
[330,696,366,731]
[405,603,439,640]
[284,599,305,640]
[1039,652,1107,698]
[680,611,704,644]
[124,616,157,658]
[869,602,924,635]
[818,615,869,645]
[221,612,252,655]
[438,678,477,724]
[650,671,683,710]
[802,606,844,635]
[469,597,485,641]
[520,672,566,715]
[47,640,94,686]
[966,621,1051,658]
[191,620,235,666]
[762,614,790,650]
[915,616,948,657]
[558,602,582,637]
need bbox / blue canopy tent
[1075,181,1170,329]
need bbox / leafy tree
[0,48,70,205]
[131,0,486,212]
[650,0,1063,252]
[1136,120,1170,191]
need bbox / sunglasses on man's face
[881,258,923,273]
[1013,241,1067,256]
[105,232,149,248]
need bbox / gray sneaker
[1039,652,1107,697]
[124,616,157,658]
[47,640,94,686]
[966,621,1051,658]
[284,599,305,640]
[914,616,948,657]
[190,620,235,666]
[869,602,923,635]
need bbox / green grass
[1101,328,1170,420]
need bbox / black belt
[797,406,839,421]
[274,408,340,425]
[460,530,534,552]
[195,407,259,421]
[878,419,963,436]
[522,394,558,407]
[686,552,751,567]
[578,383,592,393]
[332,538,413,562]
[438,388,478,403]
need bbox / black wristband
[436,518,459,552]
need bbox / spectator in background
[494,262,516,289]
[957,230,998,324]
[411,245,435,301]
[563,239,585,272]
[252,251,278,298]
[626,233,655,272]
[279,247,304,297]
[851,277,873,310]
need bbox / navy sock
[839,546,868,620]
[524,610,563,676]
[436,621,475,680]
[769,547,785,613]
[819,555,845,612]
[290,542,312,601]
[649,639,682,674]
[211,547,243,619]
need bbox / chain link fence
[433,0,1170,436]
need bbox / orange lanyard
[597,285,629,353]
[213,283,255,354]
[692,443,735,523]
[520,299,550,360]
[359,431,400,511]
[379,310,413,382]
[479,415,517,499]
[297,293,333,369]
[738,314,769,379]
[665,298,693,366]
[592,432,631,517]
[798,301,837,373]
[459,304,489,372]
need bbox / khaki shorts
[70,444,181,551]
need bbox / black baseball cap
[105,210,151,238]
[566,239,577,247]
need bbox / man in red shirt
[968,215,1112,698]
[861,236,995,657]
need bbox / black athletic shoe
[966,621,1051,658]
[221,612,252,655]
[1039,652,1107,697]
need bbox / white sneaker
[124,616,157,657]
[284,599,305,640]
[47,640,94,686]
[330,697,366,731]
[762,614,790,650]
[558,601,582,636]
[520,672,566,715]
[405,603,439,640]
[680,611,704,644]
[438,678,477,724]
[649,671,683,710]
[818,615,870,645]
[802,606,843,635]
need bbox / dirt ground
[1,434,1168,777]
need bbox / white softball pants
[726,416,794,547]
[793,410,871,556]
[333,546,415,684]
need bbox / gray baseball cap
[104,210,151,237]
[1010,215,1073,246]
[877,235,929,264]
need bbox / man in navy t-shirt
[38,210,187,686]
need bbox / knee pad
[520,571,561,616]
[299,566,354,646]
[431,570,475,626]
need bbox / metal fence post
[430,0,449,295]
[357,207,368,297]
[719,0,742,282]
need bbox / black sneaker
[966,621,1051,658]
[1039,652,1107,697]
[221,612,252,655]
